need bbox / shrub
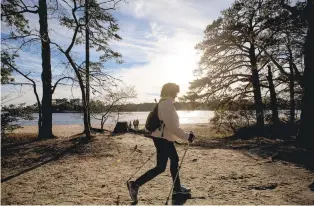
[1,103,34,137]
[210,100,255,134]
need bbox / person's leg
[128,139,169,202]
[168,142,181,191]
[134,139,168,187]
[168,143,191,194]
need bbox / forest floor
[1,124,314,205]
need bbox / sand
[1,124,313,204]
[10,124,212,138]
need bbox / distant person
[129,121,132,129]
[127,83,196,202]
[135,119,139,129]
[133,119,136,129]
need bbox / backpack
[145,102,164,134]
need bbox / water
[18,110,215,126]
[17,110,300,126]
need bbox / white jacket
[151,97,190,142]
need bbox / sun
[161,43,198,90]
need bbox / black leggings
[134,138,181,191]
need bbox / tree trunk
[37,108,42,135]
[33,84,43,136]
[289,62,295,124]
[101,122,104,130]
[286,39,296,124]
[297,0,314,149]
[83,101,90,139]
[249,44,265,127]
[267,65,279,126]
[65,53,91,140]
[85,0,91,129]
[38,0,54,139]
[101,116,105,130]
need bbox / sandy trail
[1,128,313,204]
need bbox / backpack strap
[161,121,164,137]
[157,98,166,138]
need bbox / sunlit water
[18,110,215,126]
[18,110,300,126]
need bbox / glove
[188,131,195,143]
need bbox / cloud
[2,82,82,106]
[119,0,208,31]
[108,0,234,103]
[118,0,233,30]
[2,0,234,105]
[113,23,201,103]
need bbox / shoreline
[10,123,212,138]
[30,110,215,113]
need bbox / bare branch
[52,76,74,94]
[6,82,33,86]
[2,58,42,109]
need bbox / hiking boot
[173,185,191,195]
[127,181,139,202]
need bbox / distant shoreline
[47,109,214,113]
[11,123,211,138]
[35,109,300,113]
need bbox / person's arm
[159,100,189,141]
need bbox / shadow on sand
[1,133,93,183]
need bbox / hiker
[127,83,196,202]
[129,121,132,129]
[135,119,139,129]
[133,119,136,129]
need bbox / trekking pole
[111,142,138,167]
[127,151,156,182]
[165,143,190,205]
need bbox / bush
[210,100,256,134]
[1,103,34,137]
[211,109,256,134]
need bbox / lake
[18,110,215,126]
[17,110,300,126]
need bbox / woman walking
[127,83,195,202]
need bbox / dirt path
[1,133,313,204]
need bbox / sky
[1,0,234,105]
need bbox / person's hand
[188,131,195,143]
